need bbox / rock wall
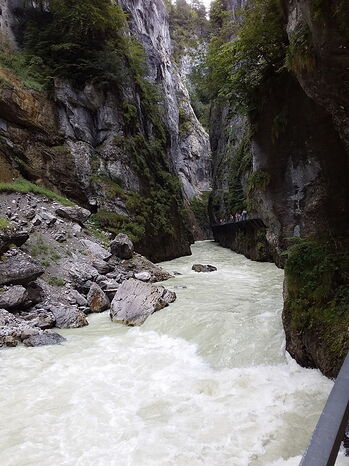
[209,0,349,375]
[212,220,273,262]
[119,0,211,200]
[0,0,212,261]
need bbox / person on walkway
[242,210,247,221]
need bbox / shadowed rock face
[208,0,349,376]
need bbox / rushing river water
[0,241,346,466]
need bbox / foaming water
[0,242,345,465]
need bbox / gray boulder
[19,309,56,329]
[92,259,113,275]
[87,283,110,313]
[110,254,172,283]
[81,239,111,261]
[192,264,217,273]
[65,289,88,307]
[55,206,91,225]
[0,228,29,255]
[23,331,66,347]
[0,285,29,310]
[110,233,134,259]
[134,271,151,282]
[68,261,99,285]
[0,309,64,348]
[0,251,45,286]
[45,302,88,328]
[110,278,176,326]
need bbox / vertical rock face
[119,0,211,200]
[0,0,212,261]
[210,0,349,261]
[0,0,21,46]
[209,0,349,375]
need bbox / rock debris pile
[0,193,175,349]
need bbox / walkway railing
[211,213,260,227]
[300,352,349,465]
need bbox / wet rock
[44,302,88,328]
[87,283,110,313]
[55,206,91,225]
[134,271,151,282]
[0,285,29,310]
[19,309,56,329]
[0,227,29,255]
[81,239,111,261]
[0,251,45,286]
[110,233,134,259]
[0,308,63,348]
[192,264,217,273]
[110,278,176,326]
[23,331,66,347]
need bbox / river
[0,241,346,465]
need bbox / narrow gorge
[0,0,348,464]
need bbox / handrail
[211,214,261,227]
[300,352,349,465]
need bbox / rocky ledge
[0,192,175,348]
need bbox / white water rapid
[0,242,346,466]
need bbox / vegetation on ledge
[0,179,75,206]
[284,238,349,372]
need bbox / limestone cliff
[209,0,349,376]
[0,0,212,261]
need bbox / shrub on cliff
[23,0,143,86]
[206,0,287,110]
[284,238,349,374]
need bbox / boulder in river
[23,331,66,347]
[43,302,88,328]
[110,233,134,259]
[19,309,56,329]
[0,251,45,286]
[87,283,110,313]
[110,278,176,326]
[192,264,217,273]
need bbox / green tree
[206,0,287,110]
[24,0,134,85]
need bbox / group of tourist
[217,210,248,224]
